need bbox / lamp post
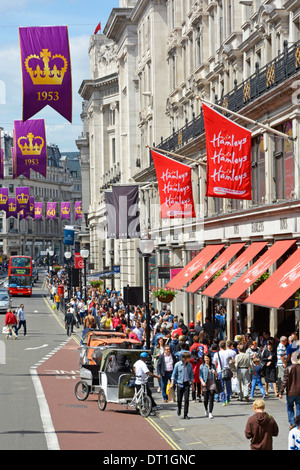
[139,239,155,350]
[64,251,72,300]
[80,249,89,306]
[48,250,54,279]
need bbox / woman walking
[261,340,278,396]
[200,353,218,419]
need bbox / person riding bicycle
[133,352,160,411]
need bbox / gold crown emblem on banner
[35,206,42,215]
[16,193,29,205]
[17,133,44,156]
[25,48,68,85]
[62,206,70,215]
[0,194,8,204]
[76,205,82,213]
[9,202,17,211]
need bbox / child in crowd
[250,357,265,399]
[288,415,300,450]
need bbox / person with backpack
[190,333,209,401]
[190,336,202,402]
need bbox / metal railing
[157,40,300,156]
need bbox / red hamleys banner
[202,103,252,200]
[151,149,196,218]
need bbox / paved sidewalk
[150,387,290,450]
[45,290,292,451]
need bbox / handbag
[215,378,223,394]
[2,326,10,335]
[168,386,176,402]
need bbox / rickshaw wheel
[139,395,152,418]
[74,380,89,401]
[98,387,107,411]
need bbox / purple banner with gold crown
[0,148,3,180]
[0,128,4,180]
[16,186,30,212]
[0,188,8,213]
[61,201,71,220]
[75,201,82,220]
[34,202,43,220]
[7,198,18,218]
[19,26,72,123]
[47,202,56,220]
[14,119,47,178]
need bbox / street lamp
[139,239,155,350]
[80,249,89,305]
[48,250,54,278]
[64,251,72,300]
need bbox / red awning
[166,244,225,290]
[220,239,296,300]
[202,241,268,298]
[245,248,300,309]
[185,243,245,293]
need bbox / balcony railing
[157,40,300,156]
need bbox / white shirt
[214,349,236,373]
[133,327,144,342]
[134,359,149,385]
[164,353,174,371]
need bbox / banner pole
[197,97,296,141]
[147,145,206,166]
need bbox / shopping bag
[168,386,176,402]
[2,326,10,335]
[215,378,223,394]
[52,304,56,310]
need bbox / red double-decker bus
[8,256,33,296]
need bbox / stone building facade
[78,0,300,337]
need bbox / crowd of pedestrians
[46,268,300,449]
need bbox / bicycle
[97,375,153,418]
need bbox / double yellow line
[146,416,182,450]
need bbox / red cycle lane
[37,339,172,451]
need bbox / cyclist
[133,352,161,411]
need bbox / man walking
[16,304,27,337]
[235,344,253,402]
[279,351,300,429]
[277,336,288,392]
[157,345,177,403]
[64,308,75,336]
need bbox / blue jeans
[216,372,232,403]
[250,376,265,397]
[286,395,300,426]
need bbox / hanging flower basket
[152,287,177,304]
[157,294,175,303]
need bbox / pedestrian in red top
[5,309,18,339]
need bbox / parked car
[0,289,12,313]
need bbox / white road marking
[25,344,48,351]
[30,367,60,450]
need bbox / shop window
[251,135,265,205]
[274,121,294,201]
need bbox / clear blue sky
[0,0,119,151]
